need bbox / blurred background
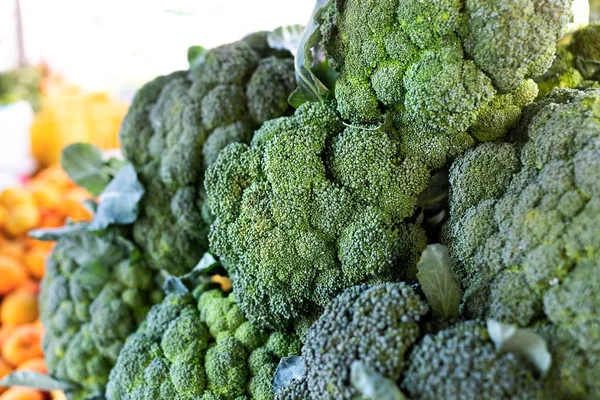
[0,0,313,188]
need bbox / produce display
[0,164,92,400]
[2,1,600,400]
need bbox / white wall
[0,0,19,72]
[17,0,314,97]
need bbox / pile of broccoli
[6,2,600,400]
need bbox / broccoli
[444,88,600,397]
[401,320,544,400]
[535,323,599,399]
[119,31,296,275]
[534,23,600,97]
[39,230,162,399]
[317,0,571,168]
[275,283,428,400]
[0,66,43,111]
[106,286,301,400]
[206,100,430,330]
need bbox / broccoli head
[279,283,428,400]
[318,0,571,168]
[205,101,430,329]
[40,230,162,399]
[402,321,544,400]
[105,286,301,400]
[119,31,296,275]
[444,88,600,397]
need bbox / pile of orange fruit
[0,165,92,400]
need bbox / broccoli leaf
[417,244,462,319]
[487,319,552,378]
[28,222,88,241]
[288,0,333,107]
[88,163,144,231]
[273,355,306,393]
[0,371,73,391]
[350,361,406,400]
[61,143,111,196]
[188,45,208,68]
[267,25,304,56]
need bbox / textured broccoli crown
[289,283,428,400]
[444,88,600,397]
[206,101,430,330]
[534,47,584,98]
[402,321,544,400]
[534,24,600,98]
[319,0,570,165]
[535,323,600,399]
[40,230,162,398]
[106,287,301,400]
[119,32,296,275]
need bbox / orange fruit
[1,325,43,367]
[0,257,28,295]
[0,291,39,325]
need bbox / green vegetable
[40,229,162,399]
[0,66,42,111]
[206,101,429,330]
[444,88,600,398]
[401,321,545,400]
[317,0,571,168]
[119,31,297,275]
[276,283,428,399]
[105,285,301,399]
[535,23,600,97]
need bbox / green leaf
[350,361,406,400]
[487,319,552,378]
[417,244,462,319]
[88,163,144,231]
[60,143,111,196]
[273,356,306,393]
[163,275,190,295]
[289,0,333,107]
[267,25,304,56]
[417,170,450,208]
[28,223,88,241]
[0,371,73,391]
[188,45,208,68]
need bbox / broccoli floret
[444,88,600,397]
[319,0,570,167]
[40,230,162,399]
[401,321,544,400]
[206,101,430,329]
[283,283,428,399]
[106,287,301,400]
[534,24,600,98]
[534,47,584,98]
[535,323,600,399]
[119,32,296,275]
